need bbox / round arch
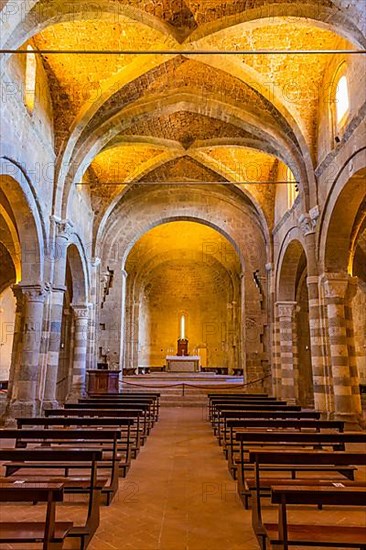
[66,242,89,304]
[0,163,45,283]
[277,234,307,301]
[318,149,366,273]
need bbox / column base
[3,399,41,423]
[66,387,86,403]
[42,400,60,410]
[331,412,364,431]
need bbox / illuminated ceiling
[13,0,363,230]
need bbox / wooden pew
[0,448,104,549]
[77,398,157,430]
[63,402,153,436]
[247,450,366,548]
[0,482,73,550]
[208,396,279,421]
[17,416,135,468]
[45,408,147,450]
[225,418,345,464]
[212,406,310,443]
[235,432,366,507]
[1,429,121,505]
[79,396,158,423]
[86,392,160,420]
[267,485,366,550]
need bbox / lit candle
[180,315,185,340]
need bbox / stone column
[272,313,282,398]
[298,210,328,413]
[119,269,128,376]
[239,272,247,380]
[6,288,25,400]
[43,219,72,408]
[7,284,48,417]
[68,304,90,400]
[87,257,101,371]
[276,301,299,402]
[344,277,362,412]
[323,274,362,422]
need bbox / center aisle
[90,407,257,550]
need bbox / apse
[124,221,242,371]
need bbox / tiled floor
[1,407,365,550]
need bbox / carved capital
[321,273,356,300]
[13,283,49,304]
[71,304,90,319]
[54,218,74,241]
[276,301,297,318]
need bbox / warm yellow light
[287,167,298,210]
[25,45,37,112]
[336,75,349,126]
[180,315,185,339]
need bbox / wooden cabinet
[87,370,121,395]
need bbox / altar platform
[166,355,200,372]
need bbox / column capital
[13,283,50,303]
[275,301,297,317]
[265,263,273,272]
[51,216,74,241]
[298,206,319,236]
[91,257,101,268]
[322,273,354,299]
[71,304,91,319]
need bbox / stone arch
[66,242,89,304]
[0,161,45,283]
[319,149,366,273]
[277,233,307,301]
[1,0,364,51]
[62,93,307,219]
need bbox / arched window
[287,167,298,210]
[335,74,349,126]
[25,45,37,113]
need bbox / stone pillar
[119,269,128,375]
[298,211,328,413]
[323,274,362,422]
[43,219,72,408]
[344,277,362,412]
[276,301,299,402]
[68,304,90,400]
[7,284,48,417]
[87,257,101,371]
[239,272,247,380]
[272,313,282,398]
[6,288,25,400]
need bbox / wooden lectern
[87,369,121,395]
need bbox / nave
[0,394,365,550]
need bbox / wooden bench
[0,448,104,549]
[247,450,366,548]
[224,418,345,462]
[45,408,146,450]
[0,482,72,550]
[78,397,158,428]
[17,416,135,468]
[208,397,281,422]
[235,432,366,506]
[1,429,121,505]
[86,392,160,420]
[213,406,311,442]
[64,401,153,436]
[267,485,366,550]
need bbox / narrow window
[25,45,36,112]
[335,74,349,127]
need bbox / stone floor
[0,407,365,550]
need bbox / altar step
[120,373,245,407]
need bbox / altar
[166,355,200,372]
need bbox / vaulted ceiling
[10,0,364,232]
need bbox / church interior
[0,1,366,549]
